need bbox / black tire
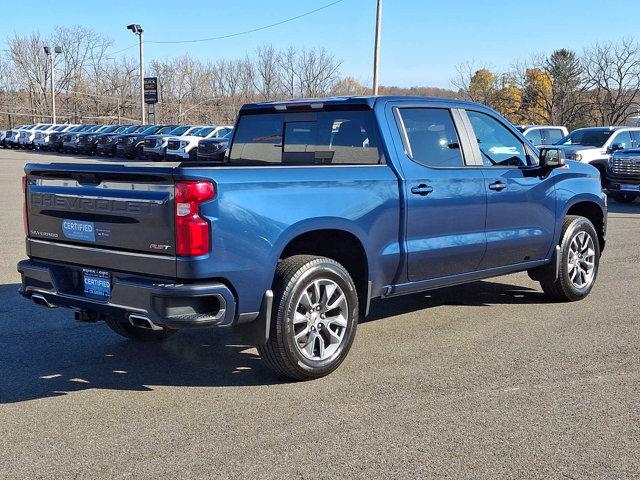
[104,316,177,342]
[257,255,359,381]
[539,215,601,302]
[135,145,144,160]
[188,148,198,161]
[610,192,637,203]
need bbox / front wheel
[539,215,600,302]
[258,255,359,381]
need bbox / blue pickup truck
[18,96,606,380]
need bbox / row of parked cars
[2,120,639,202]
[518,124,640,203]
[0,122,233,162]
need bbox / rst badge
[150,243,171,251]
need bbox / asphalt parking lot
[0,148,638,479]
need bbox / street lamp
[44,45,63,123]
[127,23,145,125]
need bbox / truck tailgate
[25,163,177,256]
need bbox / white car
[7,124,38,148]
[19,124,51,149]
[516,125,568,147]
[143,125,203,160]
[34,124,77,150]
[548,126,640,163]
[165,126,233,161]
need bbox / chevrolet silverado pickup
[18,96,607,380]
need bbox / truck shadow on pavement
[0,279,548,403]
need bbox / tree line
[1,26,639,131]
[452,38,640,130]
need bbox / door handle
[411,184,434,196]
[488,181,507,191]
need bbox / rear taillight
[175,181,215,256]
[22,175,28,236]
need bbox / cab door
[463,109,557,269]
[391,105,487,282]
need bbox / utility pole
[44,46,63,123]
[372,0,382,95]
[127,24,145,124]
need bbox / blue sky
[2,0,637,88]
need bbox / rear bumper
[18,259,237,329]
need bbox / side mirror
[539,147,566,168]
[609,143,625,153]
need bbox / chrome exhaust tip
[129,314,163,331]
[31,293,56,308]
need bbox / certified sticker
[62,219,96,242]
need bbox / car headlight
[180,141,189,148]
[574,153,582,161]
[106,136,114,143]
[127,137,135,144]
[87,135,95,141]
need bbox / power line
[108,0,344,55]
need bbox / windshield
[113,126,129,133]
[557,129,614,147]
[139,125,159,135]
[168,125,191,136]
[37,125,52,130]
[124,125,142,133]
[157,126,176,134]
[192,127,215,137]
[100,125,119,133]
[54,125,66,131]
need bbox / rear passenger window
[229,110,384,165]
[397,108,464,167]
[544,128,564,144]
[631,131,640,148]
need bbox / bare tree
[583,38,640,125]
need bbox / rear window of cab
[228,110,385,165]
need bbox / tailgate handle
[73,173,101,185]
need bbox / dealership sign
[144,77,158,104]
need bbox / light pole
[372,0,382,95]
[44,46,63,123]
[127,24,145,125]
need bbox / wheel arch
[277,225,370,316]
[564,199,606,251]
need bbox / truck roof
[240,95,481,112]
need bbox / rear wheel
[539,215,600,302]
[258,255,359,381]
[104,316,177,342]
[189,148,198,161]
[610,192,638,203]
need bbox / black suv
[604,149,640,203]
[116,125,178,159]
